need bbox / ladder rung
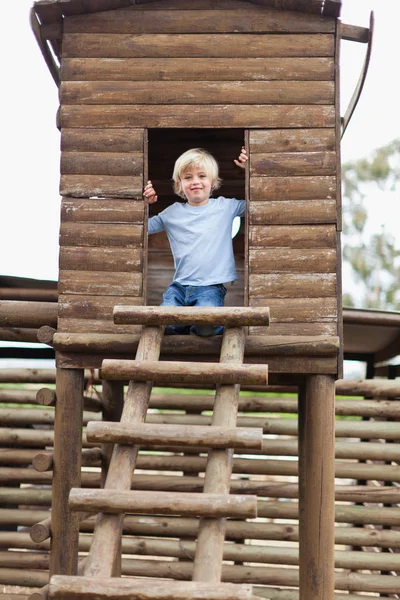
[49,576,253,599]
[69,489,258,519]
[100,359,268,386]
[86,422,263,450]
[113,305,270,326]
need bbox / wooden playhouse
[25,1,375,599]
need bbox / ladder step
[86,422,263,450]
[69,489,258,519]
[101,359,268,386]
[49,576,253,599]
[114,305,270,327]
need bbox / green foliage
[342,139,400,311]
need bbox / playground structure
[4,1,400,599]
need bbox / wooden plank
[64,9,335,35]
[61,57,335,82]
[60,105,335,129]
[249,224,337,248]
[249,199,337,225]
[59,247,142,272]
[250,175,336,200]
[250,151,336,176]
[60,80,334,106]
[61,152,143,176]
[250,322,338,336]
[58,294,143,320]
[59,222,143,247]
[250,128,335,153]
[61,198,145,223]
[57,317,142,334]
[60,175,142,198]
[61,128,144,152]
[62,33,334,59]
[58,271,142,296]
[249,273,336,297]
[250,297,337,322]
[249,248,337,273]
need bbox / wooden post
[298,375,335,600]
[50,367,84,576]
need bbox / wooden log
[61,80,334,106]
[0,567,48,587]
[249,273,336,298]
[0,487,52,506]
[61,57,334,83]
[61,151,143,176]
[249,199,337,226]
[250,175,336,202]
[335,378,400,398]
[0,407,100,427]
[33,447,103,472]
[298,375,335,600]
[60,104,335,130]
[0,388,42,405]
[113,306,270,327]
[60,174,143,198]
[58,270,142,296]
[0,369,96,384]
[61,197,144,223]
[63,7,334,34]
[0,327,44,343]
[62,33,334,59]
[37,326,56,345]
[249,248,336,273]
[28,589,48,600]
[0,288,57,302]
[36,387,102,412]
[250,129,336,153]
[193,327,246,581]
[60,222,143,248]
[59,246,142,272]
[250,224,337,248]
[30,518,52,544]
[83,326,164,577]
[52,332,339,357]
[0,301,58,328]
[58,294,144,321]
[69,489,257,519]
[87,422,263,450]
[50,368,84,577]
[100,360,268,386]
[49,576,253,600]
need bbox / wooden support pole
[50,367,84,577]
[83,326,164,577]
[101,359,268,386]
[87,422,263,450]
[114,305,270,327]
[193,327,246,582]
[298,375,335,600]
[49,576,253,600]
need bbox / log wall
[1,369,400,598]
[58,0,341,354]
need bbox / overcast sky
[2,0,399,282]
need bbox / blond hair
[172,148,222,199]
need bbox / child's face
[180,166,212,206]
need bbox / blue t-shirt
[148,197,246,285]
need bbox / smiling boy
[143,147,247,335]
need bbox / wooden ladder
[48,306,269,600]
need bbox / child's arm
[143,180,158,204]
[233,146,248,169]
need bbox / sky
[1,0,400,283]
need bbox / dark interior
[146,129,246,306]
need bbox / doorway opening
[146,128,246,307]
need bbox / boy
[143,146,248,335]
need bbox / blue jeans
[161,282,226,336]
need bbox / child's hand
[234,146,248,169]
[143,180,158,204]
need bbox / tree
[341,139,400,310]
